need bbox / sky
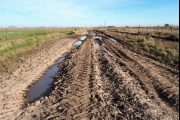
[0,0,179,27]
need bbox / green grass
[137,38,179,64]
[60,31,75,35]
[116,33,179,65]
[0,61,12,72]
[0,30,76,72]
[103,28,179,65]
[0,28,77,40]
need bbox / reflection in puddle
[95,42,100,46]
[80,36,86,41]
[92,32,96,36]
[27,54,67,102]
[110,38,118,43]
[73,41,83,46]
[93,36,102,40]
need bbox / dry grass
[102,28,179,65]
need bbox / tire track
[17,31,179,120]
[102,38,179,112]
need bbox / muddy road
[1,31,179,120]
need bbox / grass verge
[128,36,179,65]
[0,30,76,72]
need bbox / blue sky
[0,0,179,27]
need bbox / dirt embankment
[16,31,179,120]
[0,37,78,120]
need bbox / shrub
[171,43,179,50]
[168,34,178,41]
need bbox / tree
[165,24,170,27]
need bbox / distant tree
[165,24,170,27]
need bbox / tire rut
[102,38,179,113]
[17,31,179,120]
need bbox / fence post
[171,27,173,34]
[138,26,140,35]
[6,28,8,40]
[147,27,149,36]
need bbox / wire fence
[0,27,70,40]
[107,26,179,41]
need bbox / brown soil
[0,36,78,120]
[0,31,179,120]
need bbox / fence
[110,26,179,41]
[0,27,67,40]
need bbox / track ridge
[17,31,179,120]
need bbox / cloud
[0,0,178,27]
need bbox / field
[100,27,179,67]
[0,28,80,72]
[0,28,179,119]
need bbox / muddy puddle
[92,32,96,36]
[80,36,87,41]
[27,54,67,102]
[73,35,87,46]
[73,41,83,46]
[95,42,100,46]
[109,38,118,43]
[93,36,102,40]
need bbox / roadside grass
[168,32,179,41]
[0,29,48,40]
[0,30,76,72]
[130,36,179,64]
[103,30,179,65]
[60,31,75,35]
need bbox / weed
[171,43,179,50]
[145,35,151,40]
[19,55,28,62]
[168,34,179,41]
[0,61,12,72]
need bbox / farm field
[0,28,83,72]
[0,29,179,119]
[99,27,179,67]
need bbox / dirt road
[0,37,78,120]
[0,31,179,120]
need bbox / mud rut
[19,32,178,120]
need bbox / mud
[0,31,179,120]
[27,54,67,102]
[0,37,78,120]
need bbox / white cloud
[0,0,178,27]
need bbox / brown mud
[14,31,179,120]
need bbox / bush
[168,34,178,41]
[171,43,179,50]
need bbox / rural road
[0,31,179,120]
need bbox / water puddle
[110,38,118,43]
[27,54,67,102]
[95,42,100,46]
[92,32,96,36]
[73,41,83,46]
[80,36,86,41]
[93,36,102,40]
